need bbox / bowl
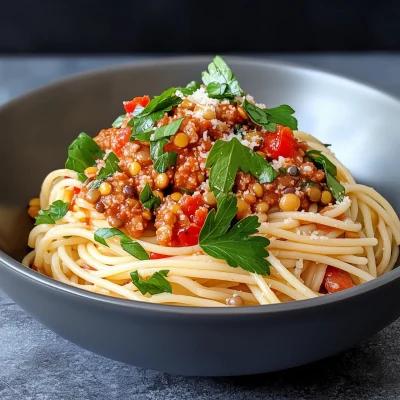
[1,56,400,376]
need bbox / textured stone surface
[1,54,400,399]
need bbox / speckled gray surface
[1,54,400,399]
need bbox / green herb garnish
[128,88,182,139]
[306,150,345,201]
[202,56,244,100]
[131,129,153,142]
[144,118,183,169]
[180,187,194,195]
[35,200,70,225]
[323,143,332,148]
[90,152,121,189]
[152,118,184,141]
[205,138,277,198]
[65,133,104,182]
[234,124,243,134]
[184,80,201,94]
[242,99,298,132]
[150,138,168,162]
[154,152,178,173]
[94,228,149,260]
[279,167,287,175]
[300,180,319,188]
[199,194,270,275]
[130,270,172,296]
[139,183,161,211]
[112,115,125,128]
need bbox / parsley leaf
[35,200,70,225]
[300,180,319,188]
[139,183,161,211]
[112,115,125,128]
[176,81,201,96]
[152,118,184,141]
[94,228,149,260]
[202,56,243,99]
[279,167,287,175]
[306,150,337,176]
[90,152,121,189]
[205,138,277,197]
[130,270,172,296]
[131,129,153,142]
[242,99,298,132]
[128,88,182,139]
[264,105,298,130]
[206,83,232,100]
[199,194,270,275]
[306,150,345,201]
[65,132,104,182]
[184,80,201,94]
[242,100,276,132]
[154,151,178,173]
[146,119,184,169]
[180,187,194,195]
[150,138,168,162]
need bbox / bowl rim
[1,54,400,316]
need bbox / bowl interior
[1,57,400,262]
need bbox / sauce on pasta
[23,56,400,307]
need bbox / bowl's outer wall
[1,57,400,375]
[3,258,400,376]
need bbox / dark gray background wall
[1,0,399,53]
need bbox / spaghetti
[23,56,400,307]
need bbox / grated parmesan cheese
[294,259,304,277]
[271,156,286,171]
[175,89,185,99]
[187,87,219,106]
[310,230,329,240]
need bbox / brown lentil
[86,189,101,204]
[122,185,136,196]
[95,201,105,213]
[226,295,244,306]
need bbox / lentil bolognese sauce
[24,56,400,306]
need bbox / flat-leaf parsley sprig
[306,150,345,201]
[199,195,271,275]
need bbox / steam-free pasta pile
[23,56,400,307]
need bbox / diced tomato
[193,207,207,227]
[180,195,204,219]
[123,96,150,114]
[150,252,172,260]
[262,125,298,159]
[177,224,201,246]
[69,187,81,211]
[199,120,212,133]
[323,266,355,294]
[174,195,208,246]
[111,128,131,157]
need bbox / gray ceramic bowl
[1,57,400,376]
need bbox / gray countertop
[1,54,400,400]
